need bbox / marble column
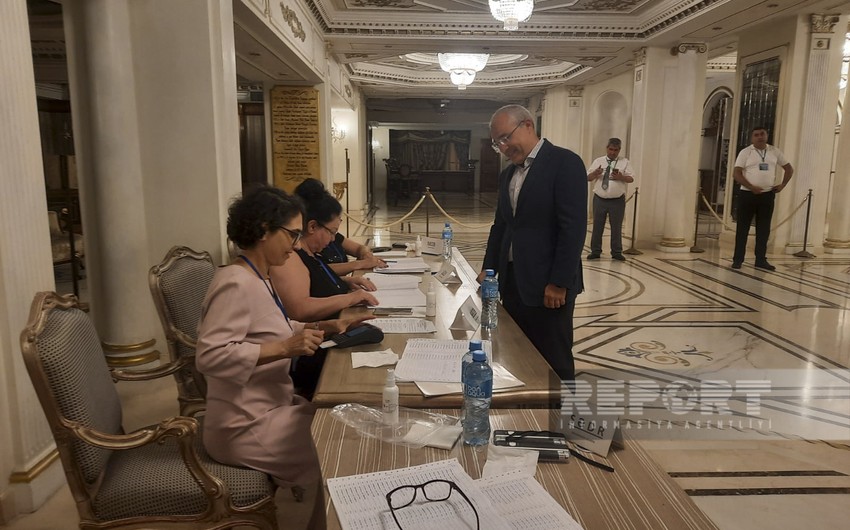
[0,0,66,518]
[62,0,159,365]
[786,14,841,253]
[657,43,707,252]
[824,80,850,253]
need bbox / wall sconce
[331,118,346,143]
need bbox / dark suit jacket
[483,139,587,307]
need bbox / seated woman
[294,178,386,275]
[272,184,379,322]
[195,185,370,528]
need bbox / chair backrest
[47,210,64,236]
[20,292,123,491]
[149,246,216,415]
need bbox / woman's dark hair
[227,184,304,249]
[293,178,342,224]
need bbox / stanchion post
[344,148,351,236]
[793,188,816,258]
[690,187,705,253]
[623,187,643,255]
[425,188,431,237]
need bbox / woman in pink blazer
[196,185,368,528]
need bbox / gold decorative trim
[101,338,156,353]
[671,43,707,56]
[811,14,840,33]
[105,350,161,368]
[567,86,584,97]
[9,450,59,484]
[659,238,686,247]
[824,238,850,249]
[633,47,647,66]
[332,182,347,200]
[280,3,306,42]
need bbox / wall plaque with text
[270,86,320,191]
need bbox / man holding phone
[587,138,635,261]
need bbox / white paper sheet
[476,469,584,530]
[363,273,421,290]
[371,318,437,334]
[350,349,399,368]
[394,339,492,383]
[371,288,426,308]
[327,459,510,530]
[414,362,525,396]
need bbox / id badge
[759,163,769,171]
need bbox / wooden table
[312,251,561,408]
[418,170,474,193]
[312,408,718,530]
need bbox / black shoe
[731,262,742,270]
[754,261,776,271]
[612,254,626,261]
[587,253,601,260]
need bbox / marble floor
[14,190,849,529]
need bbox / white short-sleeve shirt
[735,144,788,192]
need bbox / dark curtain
[389,130,471,170]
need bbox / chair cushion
[93,424,274,520]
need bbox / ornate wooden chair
[147,246,217,417]
[20,292,277,529]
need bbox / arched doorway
[697,88,733,239]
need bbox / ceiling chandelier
[489,0,534,31]
[438,53,490,90]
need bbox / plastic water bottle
[460,339,482,425]
[441,222,453,260]
[462,350,492,446]
[481,269,499,330]
[460,339,483,390]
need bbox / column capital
[810,14,840,34]
[633,47,647,66]
[567,86,584,97]
[670,43,707,56]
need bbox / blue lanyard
[314,254,342,288]
[238,255,291,327]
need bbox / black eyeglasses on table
[385,479,480,530]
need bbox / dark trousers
[590,194,626,255]
[501,263,575,381]
[733,190,775,263]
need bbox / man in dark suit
[479,105,587,381]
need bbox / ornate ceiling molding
[306,0,725,39]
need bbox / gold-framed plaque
[270,86,320,192]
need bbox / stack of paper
[326,459,583,530]
[394,339,493,383]
[363,271,425,307]
[370,318,436,334]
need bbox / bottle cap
[468,339,482,351]
[385,368,396,385]
[472,350,486,362]
[485,269,495,277]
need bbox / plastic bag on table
[330,403,461,449]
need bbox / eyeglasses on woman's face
[385,479,479,530]
[274,225,302,246]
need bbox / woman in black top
[270,184,378,322]
[296,178,387,275]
